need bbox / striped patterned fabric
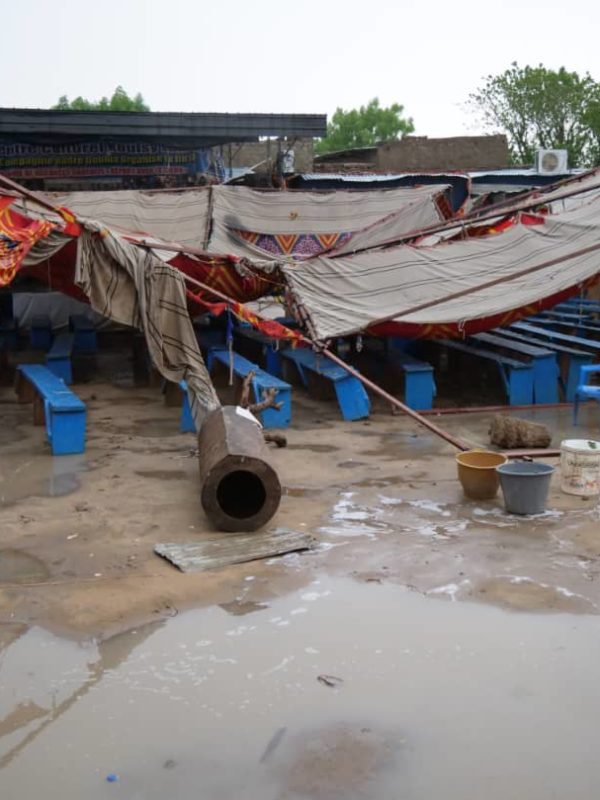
[283,199,600,341]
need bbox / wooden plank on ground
[154,528,315,573]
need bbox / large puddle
[1,576,600,799]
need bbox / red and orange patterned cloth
[0,196,56,286]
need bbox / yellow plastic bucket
[456,450,508,500]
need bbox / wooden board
[155,528,315,573]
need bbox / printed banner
[0,141,201,179]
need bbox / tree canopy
[315,98,415,155]
[469,63,600,167]
[52,86,150,112]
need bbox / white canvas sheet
[284,199,600,340]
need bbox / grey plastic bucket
[496,462,555,515]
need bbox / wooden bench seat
[15,364,86,455]
[280,347,370,421]
[470,332,559,404]
[233,326,283,377]
[493,328,593,402]
[510,321,600,354]
[438,338,534,405]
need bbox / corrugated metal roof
[299,168,586,182]
[0,108,327,146]
[298,172,465,182]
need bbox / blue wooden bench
[493,328,593,402]
[390,350,436,410]
[438,339,534,405]
[559,298,600,315]
[195,329,227,369]
[30,315,53,350]
[46,332,74,384]
[509,322,600,373]
[470,332,559,404]
[162,378,199,433]
[15,364,86,455]
[209,348,291,429]
[373,341,436,410]
[527,316,600,338]
[69,314,98,353]
[233,326,283,378]
[280,347,370,421]
[537,310,593,323]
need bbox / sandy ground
[1,354,600,642]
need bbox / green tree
[315,98,415,155]
[52,86,150,112]
[468,63,600,166]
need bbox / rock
[489,415,552,449]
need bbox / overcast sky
[3,0,600,138]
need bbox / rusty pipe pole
[197,406,282,532]
[318,346,472,451]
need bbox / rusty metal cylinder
[197,406,281,532]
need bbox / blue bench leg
[566,356,592,402]
[48,409,86,455]
[180,392,196,433]
[533,355,559,404]
[257,386,292,429]
[507,367,534,405]
[265,348,282,378]
[333,376,371,421]
[404,371,435,410]
[46,357,72,385]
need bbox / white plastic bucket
[560,439,600,496]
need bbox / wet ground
[3,577,600,799]
[1,371,600,798]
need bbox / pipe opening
[216,470,267,519]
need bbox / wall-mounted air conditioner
[536,149,568,175]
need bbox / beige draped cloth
[75,225,219,427]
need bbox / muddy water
[0,454,88,506]
[2,577,600,799]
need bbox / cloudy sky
[3,0,600,137]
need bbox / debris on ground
[317,674,344,688]
[489,414,552,448]
[155,529,315,573]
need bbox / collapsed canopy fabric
[75,224,220,426]
[49,184,449,260]
[51,189,212,250]
[208,184,449,258]
[283,198,600,341]
[3,192,221,424]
